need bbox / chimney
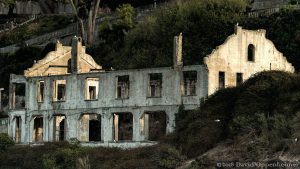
[234,23,242,34]
[173,33,183,69]
[71,36,82,73]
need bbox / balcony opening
[140,111,166,141]
[78,114,101,142]
[113,112,133,141]
[53,115,66,141]
[85,78,99,100]
[33,117,43,143]
[15,116,22,143]
[53,80,66,101]
[148,73,162,97]
[183,71,197,96]
[116,76,129,99]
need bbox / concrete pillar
[43,113,49,142]
[102,110,113,142]
[20,115,25,143]
[132,109,143,142]
[66,113,79,141]
[0,88,3,111]
[166,107,178,134]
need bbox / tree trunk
[87,0,101,45]
[78,18,86,43]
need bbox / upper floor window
[53,80,66,101]
[85,78,99,100]
[116,75,129,99]
[248,44,255,62]
[219,71,225,89]
[37,81,44,102]
[67,59,71,73]
[183,71,197,96]
[148,73,162,97]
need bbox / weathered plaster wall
[0,118,8,134]
[24,40,102,77]
[204,25,294,95]
[9,65,207,146]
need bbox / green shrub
[186,156,214,169]
[154,144,186,169]
[0,133,14,151]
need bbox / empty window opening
[67,59,72,73]
[53,115,66,141]
[11,83,26,109]
[78,114,101,142]
[15,116,21,143]
[33,117,43,143]
[116,76,129,99]
[85,78,99,100]
[219,72,225,89]
[37,81,44,102]
[53,80,66,101]
[183,71,197,96]
[89,118,101,141]
[113,113,133,141]
[248,44,255,62]
[148,73,162,97]
[236,73,243,86]
[140,111,166,141]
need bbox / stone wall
[0,118,8,133]
[14,1,41,15]
[0,3,9,15]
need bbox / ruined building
[7,25,294,148]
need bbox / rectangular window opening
[116,75,129,99]
[37,81,44,102]
[85,78,99,100]
[148,73,162,97]
[236,73,243,86]
[53,80,66,101]
[219,72,225,89]
[183,71,197,96]
[12,83,26,109]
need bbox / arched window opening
[248,44,255,62]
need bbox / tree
[69,0,101,45]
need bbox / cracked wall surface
[204,25,294,95]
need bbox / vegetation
[0,16,74,47]
[171,71,300,161]
[0,0,300,168]
[0,133,14,151]
[0,142,185,169]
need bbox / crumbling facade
[7,25,294,148]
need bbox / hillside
[172,71,300,168]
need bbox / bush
[153,144,186,169]
[0,133,14,151]
[186,156,214,169]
